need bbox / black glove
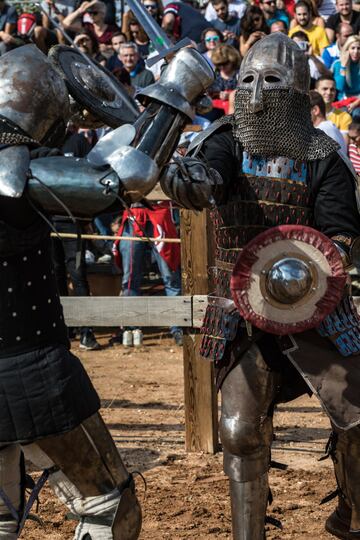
[160,156,223,211]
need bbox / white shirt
[205,0,246,22]
[317,120,347,153]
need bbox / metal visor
[230,225,347,335]
[49,45,139,128]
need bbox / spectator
[210,0,241,48]
[106,30,126,71]
[325,0,360,42]
[62,0,120,53]
[292,30,332,84]
[141,0,163,24]
[205,0,246,22]
[112,65,135,97]
[289,0,326,28]
[289,0,329,55]
[200,27,223,68]
[0,0,17,54]
[5,11,58,55]
[348,120,360,173]
[315,75,352,139]
[53,126,101,351]
[112,202,183,347]
[259,0,290,29]
[121,0,162,46]
[332,35,360,97]
[239,5,269,56]
[208,43,241,99]
[322,21,353,67]
[127,19,150,58]
[161,0,210,43]
[309,89,347,151]
[316,0,337,19]
[119,41,154,88]
[73,29,106,65]
[270,19,288,32]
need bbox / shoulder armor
[187,117,232,156]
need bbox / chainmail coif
[226,88,339,161]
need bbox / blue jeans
[120,220,182,335]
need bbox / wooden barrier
[61,295,205,327]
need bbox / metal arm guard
[27,156,120,217]
[160,156,223,211]
[88,48,215,202]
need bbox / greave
[229,474,269,540]
[331,427,360,535]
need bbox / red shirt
[84,22,120,45]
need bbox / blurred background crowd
[4,0,360,348]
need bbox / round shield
[230,225,347,335]
[49,45,140,128]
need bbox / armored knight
[0,43,213,538]
[161,33,360,539]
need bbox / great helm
[0,44,70,146]
[0,45,70,198]
[238,33,310,113]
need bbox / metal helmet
[232,33,338,160]
[238,33,310,113]
[0,44,70,145]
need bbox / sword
[125,0,192,67]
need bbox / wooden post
[180,209,219,453]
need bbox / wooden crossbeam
[61,295,200,327]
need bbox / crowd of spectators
[3,0,360,347]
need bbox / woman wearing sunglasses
[200,27,223,69]
[239,5,269,57]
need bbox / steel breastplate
[213,153,313,298]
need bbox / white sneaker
[122,330,133,347]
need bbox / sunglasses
[87,10,99,15]
[263,1,276,4]
[205,36,220,42]
[253,16,262,21]
[144,3,157,9]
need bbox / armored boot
[229,474,269,540]
[326,427,360,539]
[219,345,279,539]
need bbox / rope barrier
[50,232,181,243]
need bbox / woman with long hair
[332,35,360,98]
[239,6,269,57]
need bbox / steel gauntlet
[160,156,223,211]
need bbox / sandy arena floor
[22,331,337,539]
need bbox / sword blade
[125,0,172,54]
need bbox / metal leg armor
[326,426,360,539]
[219,344,280,540]
[0,413,141,539]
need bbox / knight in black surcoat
[161,33,360,539]
[0,42,214,538]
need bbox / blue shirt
[266,9,289,29]
[332,59,360,99]
[322,42,339,69]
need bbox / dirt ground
[22,331,338,540]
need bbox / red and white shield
[230,225,347,335]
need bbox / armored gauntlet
[160,156,223,211]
